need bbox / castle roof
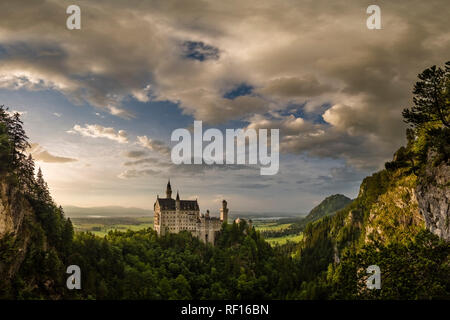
[156,197,199,211]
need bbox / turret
[166,180,172,198]
[220,199,228,223]
[176,191,180,210]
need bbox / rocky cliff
[416,158,450,241]
[0,179,32,237]
[0,177,34,281]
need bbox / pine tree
[0,106,31,177]
[62,217,74,255]
[10,112,30,169]
[0,106,14,173]
[36,167,52,204]
[22,154,36,195]
[402,61,450,129]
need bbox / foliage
[402,62,450,129]
[0,106,73,299]
[328,230,450,299]
[59,223,298,300]
[401,61,450,164]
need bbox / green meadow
[253,220,304,246]
[71,216,154,237]
[265,233,304,245]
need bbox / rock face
[0,180,32,238]
[416,160,450,241]
[0,178,34,279]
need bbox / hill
[305,195,352,223]
[261,194,352,238]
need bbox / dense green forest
[0,62,449,300]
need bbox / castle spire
[166,179,172,199]
[176,190,180,211]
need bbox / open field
[71,216,153,237]
[253,219,303,246]
[254,222,292,232]
[264,233,304,246]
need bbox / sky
[0,0,448,214]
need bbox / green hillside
[306,195,352,223]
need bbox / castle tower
[220,200,229,223]
[166,180,172,199]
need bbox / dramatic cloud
[28,143,77,163]
[245,111,395,170]
[0,0,447,168]
[68,124,129,144]
[137,136,170,156]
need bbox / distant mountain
[303,194,352,225]
[63,205,152,218]
[265,194,353,237]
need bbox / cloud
[257,76,331,99]
[239,183,270,189]
[53,112,62,117]
[124,150,148,158]
[245,111,393,170]
[118,168,160,179]
[137,136,170,155]
[68,124,129,144]
[0,0,448,168]
[123,157,167,167]
[28,143,77,163]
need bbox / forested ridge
[0,62,449,299]
[260,194,352,239]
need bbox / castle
[153,181,228,244]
